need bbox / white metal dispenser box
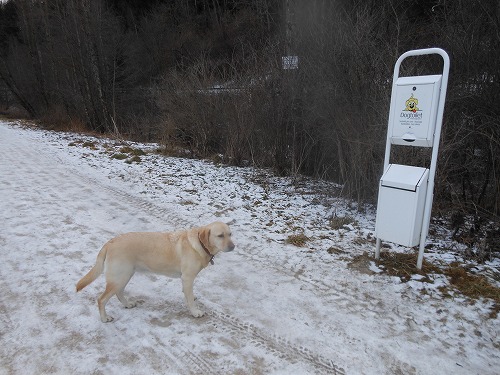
[389,75,442,147]
[375,164,429,247]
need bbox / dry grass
[110,146,146,163]
[329,215,356,230]
[376,252,441,282]
[125,155,142,164]
[374,252,500,318]
[111,153,128,160]
[82,141,97,150]
[119,146,145,156]
[286,233,310,247]
[443,264,500,318]
[327,246,347,255]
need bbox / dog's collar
[198,234,215,265]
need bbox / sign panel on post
[389,75,442,147]
[282,56,299,70]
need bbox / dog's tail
[76,244,108,292]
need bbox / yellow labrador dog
[76,221,235,322]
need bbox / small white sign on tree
[282,56,298,70]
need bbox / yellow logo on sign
[404,94,419,113]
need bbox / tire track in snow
[173,344,218,375]
[208,310,345,375]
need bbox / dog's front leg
[181,274,204,318]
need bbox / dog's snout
[226,242,235,252]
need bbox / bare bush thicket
[0,0,499,247]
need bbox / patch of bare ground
[349,251,500,318]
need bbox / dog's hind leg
[98,267,135,322]
[98,283,118,323]
[116,285,137,309]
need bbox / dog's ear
[199,227,211,249]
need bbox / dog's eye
[217,234,224,238]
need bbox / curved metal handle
[393,48,450,81]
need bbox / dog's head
[199,221,235,255]
[405,94,419,113]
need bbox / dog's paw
[124,301,137,309]
[101,315,114,323]
[191,308,205,318]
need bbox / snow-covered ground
[0,120,498,374]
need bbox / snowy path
[0,121,498,374]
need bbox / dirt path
[1,122,498,374]
[0,124,344,374]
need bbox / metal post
[375,238,381,260]
[416,49,450,269]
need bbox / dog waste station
[375,48,450,269]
